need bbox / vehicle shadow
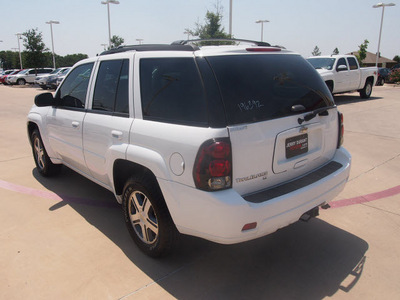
[333,94,382,105]
[33,167,368,300]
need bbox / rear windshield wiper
[297,106,335,124]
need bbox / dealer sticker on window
[285,134,308,159]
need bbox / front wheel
[31,129,61,176]
[122,176,178,257]
[17,78,26,86]
[360,80,373,99]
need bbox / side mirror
[34,92,55,107]
[337,65,348,72]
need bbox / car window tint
[93,60,123,112]
[140,57,207,126]
[336,58,347,69]
[56,63,94,109]
[206,54,334,126]
[115,59,129,114]
[92,59,129,115]
[347,57,359,70]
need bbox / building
[347,51,396,68]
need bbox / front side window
[92,59,129,114]
[56,63,94,109]
[140,57,207,126]
[336,58,347,70]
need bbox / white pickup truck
[307,55,377,98]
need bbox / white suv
[9,68,53,85]
[27,40,351,257]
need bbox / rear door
[347,57,361,90]
[206,53,339,196]
[83,57,133,188]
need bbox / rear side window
[206,54,334,125]
[347,57,359,70]
[56,63,94,109]
[140,57,207,126]
[92,59,129,115]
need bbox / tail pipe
[300,203,331,222]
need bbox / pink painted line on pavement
[0,179,117,208]
[0,179,62,201]
[330,185,400,208]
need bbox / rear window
[206,54,334,125]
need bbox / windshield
[307,58,336,70]
[50,68,61,74]
[19,69,29,75]
[206,54,334,126]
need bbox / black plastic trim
[100,44,199,55]
[244,161,343,203]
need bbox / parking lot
[1,83,399,299]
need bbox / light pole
[101,0,120,49]
[255,20,269,42]
[16,33,23,69]
[229,0,232,37]
[46,20,60,69]
[183,30,191,40]
[373,3,395,67]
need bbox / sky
[1,0,399,60]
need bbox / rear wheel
[122,176,177,257]
[31,129,61,176]
[360,80,372,99]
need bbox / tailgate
[229,111,339,196]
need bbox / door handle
[71,121,80,128]
[111,130,123,140]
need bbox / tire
[31,129,62,176]
[381,78,385,86]
[17,78,26,86]
[360,80,373,99]
[122,176,178,257]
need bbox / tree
[389,69,400,83]
[110,35,124,49]
[312,46,321,56]
[393,55,400,63]
[23,28,48,71]
[332,48,339,55]
[354,39,369,66]
[186,1,232,45]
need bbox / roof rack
[172,38,271,47]
[99,44,199,56]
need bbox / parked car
[46,67,71,89]
[28,40,351,257]
[376,68,390,85]
[8,68,53,85]
[0,69,19,84]
[35,67,70,90]
[307,55,377,98]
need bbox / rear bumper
[159,147,351,244]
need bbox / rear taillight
[193,138,232,191]
[338,112,344,148]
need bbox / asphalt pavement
[1,83,399,299]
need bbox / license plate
[285,134,308,159]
